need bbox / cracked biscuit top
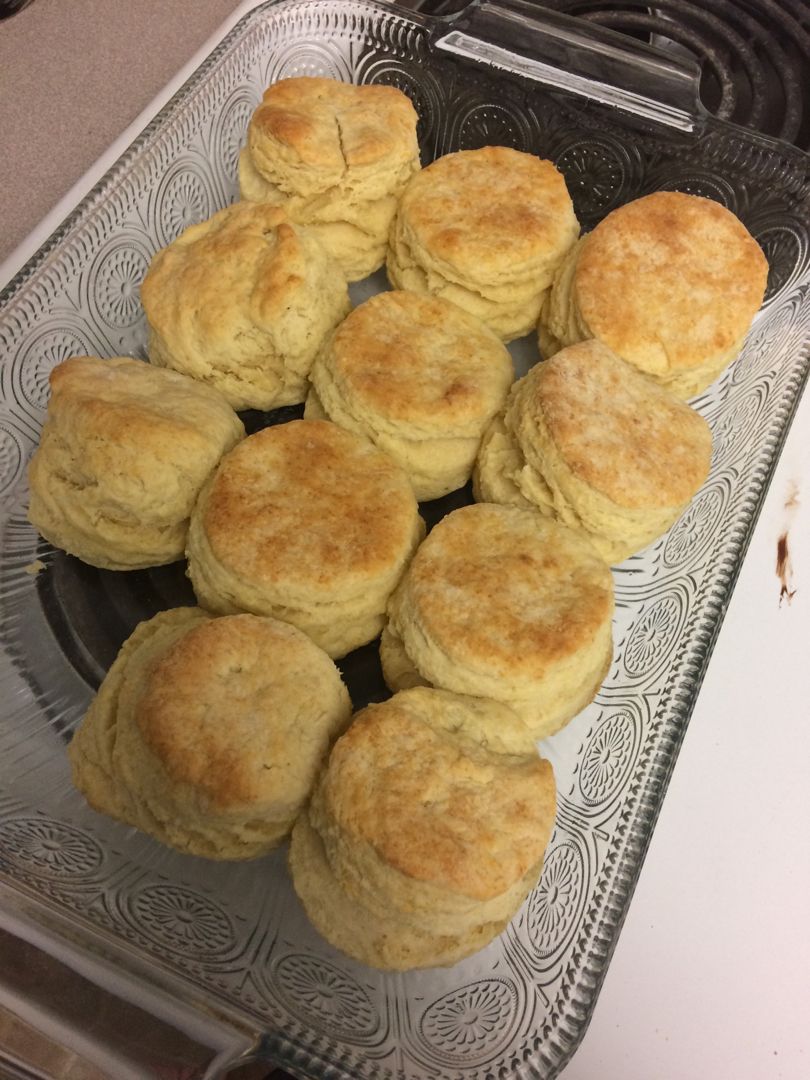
[245,76,420,199]
[140,201,350,411]
[239,77,420,281]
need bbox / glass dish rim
[1,3,809,1079]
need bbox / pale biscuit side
[27,356,245,570]
[290,810,512,970]
[239,78,420,280]
[307,291,514,499]
[141,202,350,410]
[70,609,352,859]
[186,420,424,657]
[383,504,614,738]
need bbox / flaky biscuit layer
[384,504,614,738]
[239,77,420,280]
[141,202,350,410]
[187,420,424,657]
[290,809,512,971]
[69,609,351,858]
[306,291,514,500]
[538,191,768,396]
[27,356,244,570]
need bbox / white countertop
[1,2,808,1078]
[566,391,810,1079]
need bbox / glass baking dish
[0,1,808,1077]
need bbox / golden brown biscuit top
[135,613,345,810]
[405,504,613,678]
[200,419,420,592]
[323,291,514,427]
[520,341,713,508]
[46,355,243,454]
[248,77,419,175]
[140,202,331,338]
[397,146,579,279]
[575,191,768,373]
[319,687,556,900]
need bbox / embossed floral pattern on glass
[0,2,808,1078]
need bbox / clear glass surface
[0,2,808,1077]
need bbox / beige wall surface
[0,0,244,266]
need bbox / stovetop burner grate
[415,0,810,150]
[540,0,810,150]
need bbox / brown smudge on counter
[776,480,800,606]
[776,532,796,606]
[776,533,793,604]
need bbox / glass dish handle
[0,917,263,1080]
[431,0,704,131]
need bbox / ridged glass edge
[545,342,810,1078]
[0,885,262,1077]
[0,3,809,1079]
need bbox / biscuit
[304,291,514,500]
[27,356,244,570]
[538,191,769,397]
[239,77,420,281]
[69,608,352,859]
[474,340,713,562]
[289,687,556,969]
[140,201,350,410]
[472,412,534,509]
[387,146,579,341]
[186,419,424,658]
[382,503,614,738]
[289,810,510,970]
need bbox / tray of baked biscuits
[1,0,808,1077]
